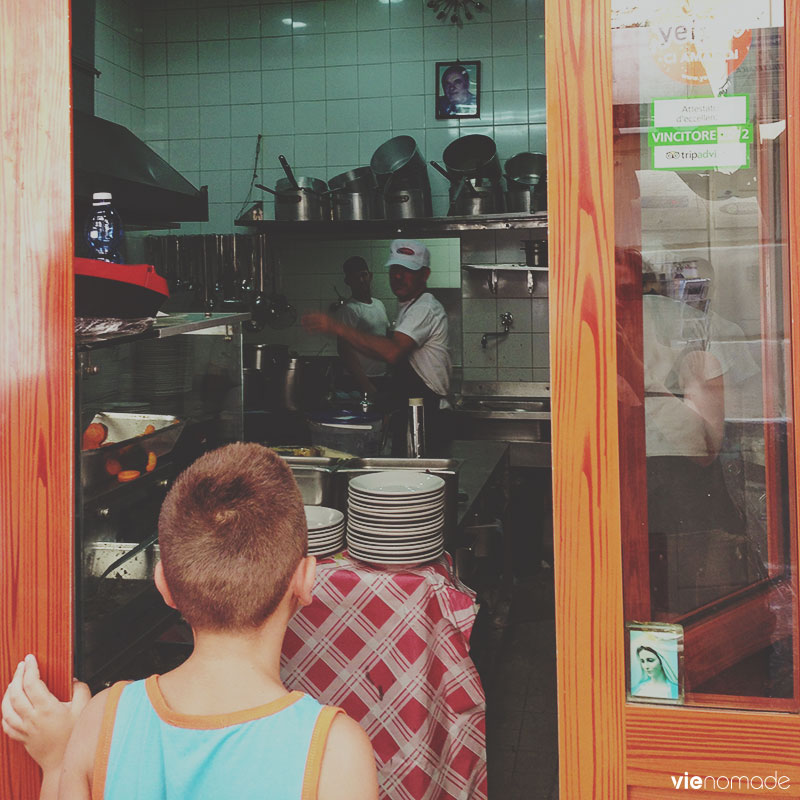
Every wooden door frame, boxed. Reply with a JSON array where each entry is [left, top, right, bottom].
[[0, 0, 74, 795], [548, 0, 800, 795]]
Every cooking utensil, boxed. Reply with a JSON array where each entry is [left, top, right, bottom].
[[443, 134, 503, 184], [279, 154, 300, 190], [245, 234, 268, 332], [265, 253, 297, 329], [504, 152, 547, 187], [92, 531, 160, 584], [370, 136, 433, 217]]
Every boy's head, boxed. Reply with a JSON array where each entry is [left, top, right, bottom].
[[157, 443, 307, 631]]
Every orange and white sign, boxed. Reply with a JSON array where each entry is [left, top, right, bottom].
[[648, 16, 751, 88]]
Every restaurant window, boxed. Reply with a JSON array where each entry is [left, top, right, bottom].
[[612, 0, 797, 708]]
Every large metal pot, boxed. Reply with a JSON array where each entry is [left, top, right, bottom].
[[504, 152, 547, 187], [274, 176, 330, 222], [370, 136, 432, 217], [383, 188, 428, 219], [449, 178, 498, 216], [328, 167, 382, 221], [443, 134, 503, 185]]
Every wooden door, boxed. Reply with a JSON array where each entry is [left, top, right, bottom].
[[0, 0, 74, 795], [548, 0, 800, 795]]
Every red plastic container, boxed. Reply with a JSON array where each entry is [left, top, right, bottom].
[[74, 258, 169, 318]]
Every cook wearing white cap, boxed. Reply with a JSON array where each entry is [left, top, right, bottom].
[[302, 239, 451, 453]]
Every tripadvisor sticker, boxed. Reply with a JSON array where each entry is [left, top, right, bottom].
[[648, 14, 751, 89]]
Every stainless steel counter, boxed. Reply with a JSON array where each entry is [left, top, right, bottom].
[[442, 440, 510, 530]]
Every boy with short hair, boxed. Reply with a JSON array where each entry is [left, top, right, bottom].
[[2, 443, 378, 800]]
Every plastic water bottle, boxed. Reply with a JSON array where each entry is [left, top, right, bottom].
[[84, 192, 123, 262]]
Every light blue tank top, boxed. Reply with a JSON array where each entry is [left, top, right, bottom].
[[96, 676, 341, 800]]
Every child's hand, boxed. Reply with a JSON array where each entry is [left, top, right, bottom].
[[1, 654, 91, 772]]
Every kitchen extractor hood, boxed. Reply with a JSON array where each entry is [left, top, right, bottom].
[[73, 111, 208, 226]]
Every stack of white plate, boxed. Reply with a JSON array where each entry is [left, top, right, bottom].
[[304, 506, 345, 557], [346, 471, 446, 567]]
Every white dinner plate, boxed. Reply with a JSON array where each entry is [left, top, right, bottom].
[[346, 515, 442, 531], [347, 545, 444, 567], [348, 471, 445, 496], [348, 486, 444, 504], [347, 496, 444, 515], [346, 533, 443, 553], [347, 516, 443, 534], [309, 532, 345, 546], [305, 505, 344, 530]]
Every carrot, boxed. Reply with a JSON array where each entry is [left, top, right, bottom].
[[105, 458, 122, 476], [117, 470, 141, 482], [82, 422, 108, 450], [145, 452, 157, 472], [143, 424, 156, 435]]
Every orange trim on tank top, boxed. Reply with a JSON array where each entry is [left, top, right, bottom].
[[144, 674, 306, 729], [301, 706, 344, 800], [91, 681, 131, 800]]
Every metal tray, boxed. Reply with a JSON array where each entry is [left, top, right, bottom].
[[81, 413, 185, 491], [84, 541, 160, 580]]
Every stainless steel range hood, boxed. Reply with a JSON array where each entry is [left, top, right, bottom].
[[73, 111, 208, 226]]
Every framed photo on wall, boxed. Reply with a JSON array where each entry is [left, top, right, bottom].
[[435, 61, 481, 119], [626, 622, 684, 704]]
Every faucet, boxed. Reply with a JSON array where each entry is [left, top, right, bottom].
[[481, 311, 514, 348]]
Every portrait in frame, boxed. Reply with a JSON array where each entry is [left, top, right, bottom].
[[435, 61, 481, 119], [626, 622, 685, 704]]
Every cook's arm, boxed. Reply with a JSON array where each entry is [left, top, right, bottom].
[[304, 312, 416, 365], [337, 337, 376, 395]]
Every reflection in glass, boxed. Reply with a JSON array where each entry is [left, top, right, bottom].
[[613, 1, 796, 704]]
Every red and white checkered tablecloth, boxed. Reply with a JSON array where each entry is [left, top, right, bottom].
[[280, 552, 488, 800]]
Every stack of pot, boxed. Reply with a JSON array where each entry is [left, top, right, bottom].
[[327, 167, 383, 221], [505, 152, 547, 212], [436, 134, 506, 216], [370, 135, 433, 219]]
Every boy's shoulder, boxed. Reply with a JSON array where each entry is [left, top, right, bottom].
[[318, 712, 379, 800]]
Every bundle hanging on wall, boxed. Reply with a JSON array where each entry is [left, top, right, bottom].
[[426, 0, 486, 26]]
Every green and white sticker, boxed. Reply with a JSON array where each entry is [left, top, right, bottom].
[[649, 95, 752, 171]]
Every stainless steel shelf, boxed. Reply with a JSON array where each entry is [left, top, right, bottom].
[[463, 263, 549, 272], [235, 212, 548, 238]]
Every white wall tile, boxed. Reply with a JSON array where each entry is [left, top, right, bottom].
[[229, 6, 261, 39], [326, 99, 359, 132], [325, 0, 357, 33], [491, 21, 527, 56], [169, 105, 200, 138], [231, 104, 262, 137], [358, 30, 390, 64], [390, 28, 424, 63], [198, 72, 231, 105], [261, 36, 293, 69], [390, 0, 423, 29], [357, 0, 390, 31], [261, 3, 294, 37], [168, 74, 200, 106], [263, 101, 296, 135], [166, 8, 197, 42], [199, 40, 229, 72], [230, 38, 261, 71], [143, 42, 167, 75], [358, 63, 391, 97], [200, 105, 232, 138], [458, 22, 492, 58], [293, 34, 326, 68], [262, 69, 294, 102], [326, 32, 358, 66], [326, 65, 359, 99], [198, 7, 228, 41], [423, 25, 457, 60], [390, 60, 424, 95]]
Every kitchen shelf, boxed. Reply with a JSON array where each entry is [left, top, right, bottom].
[[235, 212, 548, 239], [463, 263, 549, 272], [77, 312, 251, 351]]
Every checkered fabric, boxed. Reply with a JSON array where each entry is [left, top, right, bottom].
[[281, 552, 488, 800]]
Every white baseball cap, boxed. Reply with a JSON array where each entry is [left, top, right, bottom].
[[384, 239, 430, 272]]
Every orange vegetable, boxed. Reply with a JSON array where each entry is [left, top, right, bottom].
[[105, 458, 122, 476], [82, 422, 108, 450], [143, 424, 156, 435], [145, 452, 157, 472], [117, 470, 141, 482]]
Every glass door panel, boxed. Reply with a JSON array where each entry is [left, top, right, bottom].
[[612, 0, 798, 707]]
